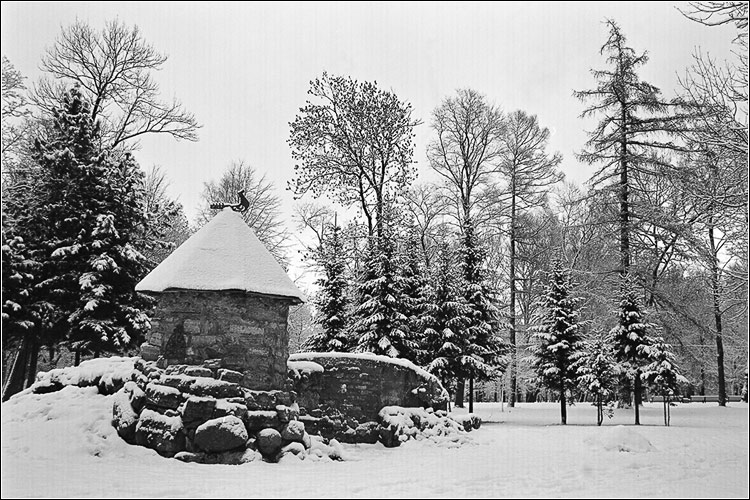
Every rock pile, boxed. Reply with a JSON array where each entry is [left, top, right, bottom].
[[112, 359, 339, 463]]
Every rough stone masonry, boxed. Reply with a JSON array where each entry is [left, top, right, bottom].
[[144, 291, 290, 390]]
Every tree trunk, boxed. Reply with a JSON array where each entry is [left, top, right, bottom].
[[455, 378, 465, 408], [619, 109, 631, 277], [2, 338, 30, 401], [707, 222, 727, 407], [634, 368, 641, 425], [509, 183, 517, 408], [597, 394, 603, 426], [74, 349, 81, 367], [24, 337, 40, 389], [560, 382, 567, 425], [469, 375, 474, 414]]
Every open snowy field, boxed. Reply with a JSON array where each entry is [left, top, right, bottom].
[[2, 388, 747, 498]]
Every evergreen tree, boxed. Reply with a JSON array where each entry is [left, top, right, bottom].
[[641, 338, 685, 426], [304, 223, 350, 352], [459, 217, 505, 412], [3, 86, 151, 393], [577, 332, 621, 426], [611, 274, 655, 425], [398, 228, 427, 338], [419, 242, 472, 399], [529, 260, 585, 425], [351, 234, 417, 361]]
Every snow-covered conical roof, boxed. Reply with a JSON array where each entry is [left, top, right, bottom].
[[136, 209, 304, 303]]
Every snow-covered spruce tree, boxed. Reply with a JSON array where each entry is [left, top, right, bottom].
[[611, 274, 655, 425], [459, 217, 505, 412], [528, 260, 584, 425], [351, 232, 417, 361], [577, 332, 621, 426], [419, 242, 472, 404], [1, 231, 45, 397], [303, 222, 350, 352], [640, 338, 685, 426], [398, 228, 427, 338], [24, 87, 151, 359]]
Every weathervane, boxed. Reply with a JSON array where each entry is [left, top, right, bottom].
[[210, 189, 250, 213]]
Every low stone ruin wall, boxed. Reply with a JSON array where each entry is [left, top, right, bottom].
[[287, 352, 450, 441]]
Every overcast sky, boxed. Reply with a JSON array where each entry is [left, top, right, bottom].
[[1, 1, 739, 282]]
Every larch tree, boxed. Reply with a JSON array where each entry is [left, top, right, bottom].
[[288, 72, 419, 238], [499, 109, 563, 407], [529, 260, 584, 425], [574, 19, 687, 280]]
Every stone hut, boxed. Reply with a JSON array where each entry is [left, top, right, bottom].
[[135, 209, 304, 390]]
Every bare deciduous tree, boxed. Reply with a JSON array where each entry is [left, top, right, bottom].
[[197, 160, 290, 266], [427, 89, 505, 223], [288, 72, 419, 238], [1, 56, 33, 181], [32, 20, 199, 151]]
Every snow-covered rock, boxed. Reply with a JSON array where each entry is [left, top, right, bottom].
[[256, 428, 282, 456], [194, 416, 248, 453], [134, 408, 185, 455]]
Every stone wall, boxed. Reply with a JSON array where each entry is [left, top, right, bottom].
[[143, 291, 290, 390], [288, 353, 448, 422]]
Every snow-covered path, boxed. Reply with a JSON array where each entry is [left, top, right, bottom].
[[2, 389, 747, 498]]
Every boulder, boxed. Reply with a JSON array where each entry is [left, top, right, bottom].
[[194, 416, 248, 453], [139, 342, 160, 362], [188, 377, 243, 399], [280, 441, 305, 457], [211, 448, 261, 465], [280, 420, 306, 442], [160, 375, 196, 392], [245, 410, 280, 431], [145, 382, 183, 410], [213, 399, 248, 420], [174, 451, 205, 463], [275, 404, 299, 423], [184, 366, 214, 378], [217, 369, 244, 384], [123, 381, 146, 412], [354, 422, 380, 444], [135, 409, 185, 455], [112, 390, 139, 443], [180, 396, 217, 427], [244, 391, 277, 411], [379, 423, 401, 448], [256, 428, 282, 456], [33, 380, 64, 394], [98, 373, 126, 395]]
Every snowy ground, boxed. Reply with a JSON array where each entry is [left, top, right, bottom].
[[2, 387, 747, 498]]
